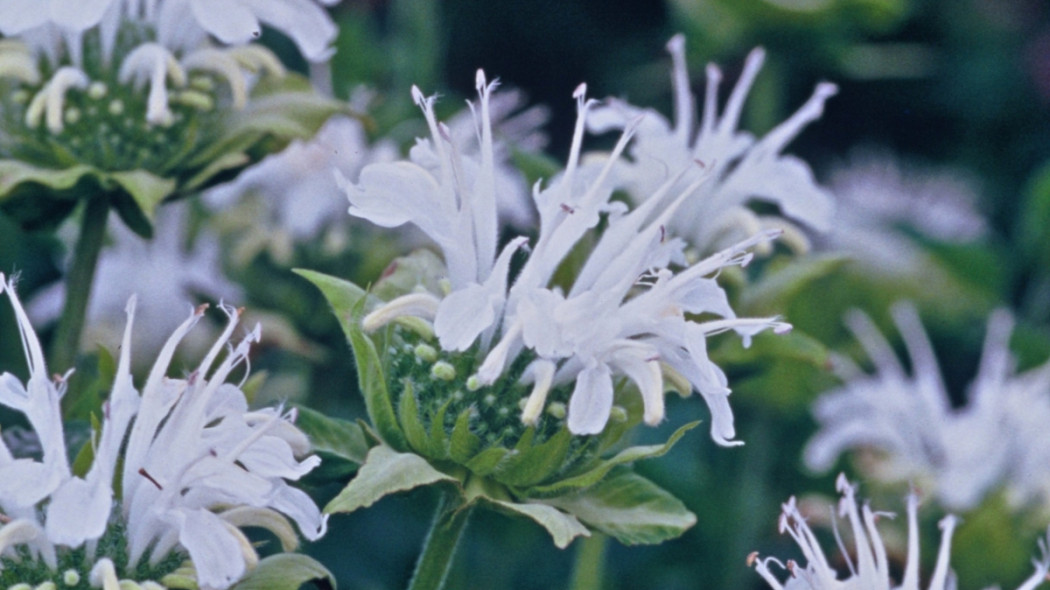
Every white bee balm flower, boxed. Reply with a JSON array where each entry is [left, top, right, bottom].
[[0, 274, 326, 589]]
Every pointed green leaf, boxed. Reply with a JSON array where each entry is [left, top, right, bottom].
[[294, 269, 407, 451], [479, 498, 589, 549], [231, 553, 335, 590], [324, 445, 456, 514], [496, 428, 573, 488], [529, 421, 699, 496], [464, 447, 510, 476], [543, 469, 696, 546], [292, 405, 370, 465], [428, 399, 451, 460], [110, 169, 176, 233], [449, 409, 480, 463], [738, 254, 849, 315], [398, 381, 430, 455]]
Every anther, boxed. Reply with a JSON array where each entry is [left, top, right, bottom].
[[138, 468, 163, 490]]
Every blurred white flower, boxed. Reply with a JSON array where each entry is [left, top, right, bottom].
[[752, 474, 1050, 590], [30, 205, 240, 362], [586, 34, 836, 254], [0, 275, 325, 589], [204, 114, 399, 263], [804, 303, 1050, 512], [821, 150, 987, 276], [346, 70, 789, 441]]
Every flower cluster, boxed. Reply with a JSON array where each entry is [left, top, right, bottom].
[[752, 474, 1050, 590], [0, 0, 342, 232], [0, 274, 325, 589], [344, 68, 793, 444], [587, 34, 837, 255], [805, 303, 1050, 512]]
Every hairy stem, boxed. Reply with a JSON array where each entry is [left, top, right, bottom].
[[50, 195, 109, 371], [407, 490, 472, 590]]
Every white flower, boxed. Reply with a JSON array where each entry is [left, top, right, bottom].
[[820, 150, 987, 276], [752, 474, 1050, 590], [345, 70, 790, 441], [804, 303, 1050, 512], [0, 274, 326, 589], [586, 35, 837, 254], [204, 114, 399, 262], [30, 205, 240, 363]]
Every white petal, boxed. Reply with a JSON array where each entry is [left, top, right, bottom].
[[45, 476, 112, 545], [567, 364, 613, 435], [173, 509, 248, 588], [244, 0, 337, 61], [189, 0, 261, 45], [50, 0, 114, 30]]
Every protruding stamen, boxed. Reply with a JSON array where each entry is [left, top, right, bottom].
[[138, 468, 163, 490]]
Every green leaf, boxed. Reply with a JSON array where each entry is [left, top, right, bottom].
[[448, 409, 480, 463], [109, 169, 177, 237], [324, 445, 456, 514], [543, 469, 696, 546], [1018, 161, 1050, 266], [0, 161, 173, 232], [428, 399, 451, 460], [464, 446, 510, 476], [495, 428, 572, 488], [479, 498, 589, 549], [738, 253, 848, 315], [398, 380, 430, 455], [231, 553, 336, 590], [529, 421, 699, 497], [293, 405, 370, 466], [294, 269, 407, 451]]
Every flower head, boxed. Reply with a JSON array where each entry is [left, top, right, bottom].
[[805, 303, 1050, 512], [0, 0, 343, 234], [752, 474, 1050, 590], [0, 274, 326, 589], [344, 69, 790, 445], [586, 35, 837, 254]]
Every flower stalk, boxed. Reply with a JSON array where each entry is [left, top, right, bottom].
[[50, 192, 110, 371], [407, 489, 473, 590]]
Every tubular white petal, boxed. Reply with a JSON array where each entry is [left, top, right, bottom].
[[89, 557, 120, 590], [520, 359, 556, 426], [182, 48, 248, 109], [362, 293, 441, 332], [118, 43, 187, 126], [566, 364, 614, 435]]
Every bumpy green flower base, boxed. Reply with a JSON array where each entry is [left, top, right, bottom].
[[0, 521, 185, 590], [1, 28, 218, 174], [384, 325, 631, 490]]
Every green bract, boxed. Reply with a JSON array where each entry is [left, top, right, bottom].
[[297, 266, 699, 549]]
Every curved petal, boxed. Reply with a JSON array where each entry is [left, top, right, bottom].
[[567, 364, 613, 435]]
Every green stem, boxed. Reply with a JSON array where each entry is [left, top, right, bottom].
[[568, 532, 607, 590], [50, 195, 109, 371], [407, 490, 472, 590]]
